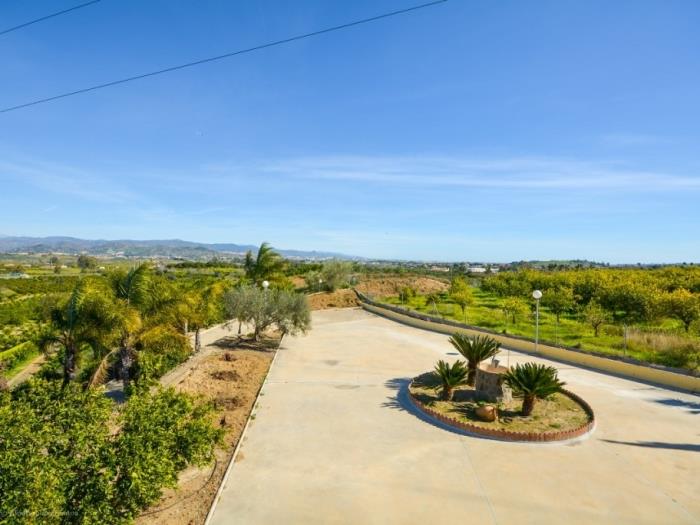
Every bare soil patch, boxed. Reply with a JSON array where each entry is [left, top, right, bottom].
[[135, 335, 277, 525], [308, 288, 359, 310], [306, 276, 449, 311], [409, 372, 589, 434], [356, 276, 449, 297]]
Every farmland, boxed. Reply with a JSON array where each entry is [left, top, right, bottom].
[[378, 266, 700, 373]]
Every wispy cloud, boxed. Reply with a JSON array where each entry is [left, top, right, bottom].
[[228, 155, 700, 191], [0, 158, 137, 203]]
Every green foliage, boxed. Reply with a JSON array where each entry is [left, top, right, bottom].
[[244, 242, 286, 285], [320, 260, 353, 292], [0, 380, 222, 524], [39, 280, 119, 385], [433, 359, 469, 400], [504, 363, 565, 416], [448, 334, 500, 385], [223, 285, 311, 340], [76, 255, 98, 270], [581, 300, 610, 337], [304, 270, 323, 291], [113, 387, 223, 517], [133, 326, 191, 383], [501, 297, 529, 325], [0, 341, 38, 374], [450, 277, 475, 322], [661, 288, 700, 332], [398, 286, 416, 303], [541, 286, 575, 322], [0, 379, 116, 524]]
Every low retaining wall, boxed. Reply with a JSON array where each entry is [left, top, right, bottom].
[[408, 381, 595, 442], [356, 292, 700, 394]]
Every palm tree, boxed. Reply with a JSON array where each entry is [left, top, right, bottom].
[[244, 242, 285, 284], [107, 264, 152, 387], [433, 359, 469, 401], [448, 334, 500, 386], [37, 280, 117, 387], [503, 362, 565, 416]]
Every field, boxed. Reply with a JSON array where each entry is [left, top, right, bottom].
[[378, 269, 700, 373]]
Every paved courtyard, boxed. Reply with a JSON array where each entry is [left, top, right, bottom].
[[209, 308, 700, 525]]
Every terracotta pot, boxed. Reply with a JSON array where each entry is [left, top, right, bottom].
[[475, 405, 497, 422]]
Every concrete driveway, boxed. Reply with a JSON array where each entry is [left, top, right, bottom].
[[208, 308, 700, 525]]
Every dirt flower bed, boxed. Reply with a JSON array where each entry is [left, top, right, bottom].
[[409, 372, 591, 435], [135, 334, 278, 525]]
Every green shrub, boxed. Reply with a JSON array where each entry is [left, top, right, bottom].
[[0, 379, 222, 523], [0, 341, 38, 373], [134, 326, 191, 383]]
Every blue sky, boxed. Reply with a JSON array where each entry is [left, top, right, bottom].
[[1, 0, 699, 262]]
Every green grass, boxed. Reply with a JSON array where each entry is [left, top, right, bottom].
[[383, 289, 700, 371]]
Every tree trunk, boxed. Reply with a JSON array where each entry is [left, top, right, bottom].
[[522, 395, 536, 416], [119, 336, 132, 388], [594, 324, 600, 337], [63, 344, 77, 387], [195, 328, 201, 352], [441, 386, 454, 401], [467, 362, 477, 386]]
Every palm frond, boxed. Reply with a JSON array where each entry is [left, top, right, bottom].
[[87, 348, 117, 388]]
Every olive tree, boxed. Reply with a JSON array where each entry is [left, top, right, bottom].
[[224, 286, 311, 341], [320, 260, 353, 292]]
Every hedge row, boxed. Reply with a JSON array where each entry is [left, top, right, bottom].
[[0, 341, 38, 373]]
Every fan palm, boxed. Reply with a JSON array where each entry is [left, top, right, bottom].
[[433, 359, 469, 401], [503, 362, 565, 416], [448, 334, 500, 386]]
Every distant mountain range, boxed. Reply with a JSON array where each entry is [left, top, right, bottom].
[[0, 236, 361, 261]]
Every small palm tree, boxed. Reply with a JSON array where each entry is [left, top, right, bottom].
[[448, 334, 500, 386], [433, 359, 469, 401], [244, 242, 286, 284], [504, 363, 565, 416], [37, 280, 117, 387]]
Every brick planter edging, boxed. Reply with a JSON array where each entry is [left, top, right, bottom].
[[408, 380, 595, 443]]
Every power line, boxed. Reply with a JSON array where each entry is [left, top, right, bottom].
[[0, 0, 102, 37], [0, 0, 448, 114]]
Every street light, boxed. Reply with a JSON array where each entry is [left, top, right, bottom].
[[532, 290, 542, 353]]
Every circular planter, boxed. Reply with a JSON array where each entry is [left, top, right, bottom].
[[408, 378, 595, 443]]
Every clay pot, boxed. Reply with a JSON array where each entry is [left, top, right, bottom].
[[475, 405, 497, 422]]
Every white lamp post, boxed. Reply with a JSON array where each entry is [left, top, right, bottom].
[[532, 290, 542, 353], [318, 278, 323, 292], [262, 280, 269, 290]]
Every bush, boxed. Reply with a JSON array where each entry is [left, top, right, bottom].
[[0, 380, 222, 523], [134, 326, 191, 383], [0, 341, 38, 373], [223, 285, 311, 340], [320, 260, 353, 292]]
